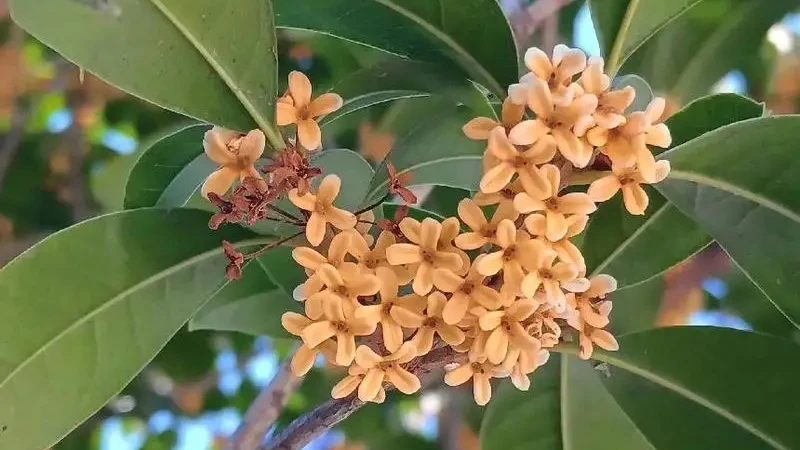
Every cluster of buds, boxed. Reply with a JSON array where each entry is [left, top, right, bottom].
[[204, 47, 673, 406]]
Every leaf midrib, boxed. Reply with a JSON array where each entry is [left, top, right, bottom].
[[0, 236, 270, 390], [147, 0, 283, 148]]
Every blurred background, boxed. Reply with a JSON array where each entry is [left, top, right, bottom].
[[1, 0, 799, 449]]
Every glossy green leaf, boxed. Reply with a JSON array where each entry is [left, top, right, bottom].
[[0, 209, 265, 450], [273, 0, 518, 95], [10, 0, 282, 147], [189, 258, 299, 337], [656, 115, 800, 332], [621, 0, 799, 102], [124, 124, 208, 209], [589, 0, 705, 74], [609, 276, 664, 334], [365, 102, 484, 203], [483, 327, 800, 450], [583, 94, 763, 288]]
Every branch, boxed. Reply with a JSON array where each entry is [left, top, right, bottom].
[[262, 346, 466, 450], [227, 350, 303, 450]]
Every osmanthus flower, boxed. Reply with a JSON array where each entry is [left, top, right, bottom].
[[347, 230, 411, 283], [520, 248, 587, 312], [355, 268, 426, 352], [454, 198, 519, 250], [331, 364, 386, 404], [438, 216, 471, 276], [579, 57, 636, 129], [479, 127, 555, 198], [474, 178, 524, 210], [514, 164, 596, 241], [476, 219, 546, 298], [352, 210, 376, 246], [351, 343, 422, 402], [410, 292, 466, 355], [281, 312, 338, 375], [504, 347, 550, 391], [289, 174, 357, 246], [433, 260, 504, 325], [571, 317, 619, 361], [292, 230, 350, 280], [587, 160, 671, 215], [305, 263, 380, 320], [444, 356, 507, 405], [509, 45, 587, 106], [201, 127, 266, 198], [524, 213, 588, 272], [386, 218, 464, 295], [476, 298, 541, 364], [463, 98, 526, 140], [276, 70, 343, 150], [510, 78, 598, 168], [588, 97, 672, 183], [300, 292, 378, 366], [525, 305, 563, 348], [565, 274, 617, 330]]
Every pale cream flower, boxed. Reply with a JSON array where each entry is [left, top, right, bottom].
[[386, 218, 464, 295], [475, 219, 546, 298], [289, 175, 357, 246], [454, 198, 519, 250], [525, 305, 563, 348], [201, 127, 266, 198], [305, 263, 380, 320], [410, 292, 466, 355], [439, 216, 472, 276], [347, 230, 411, 283], [579, 57, 636, 129], [514, 164, 596, 241], [565, 274, 617, 330], [351, 343, 421, 402], [281, 312, 337, 375], [444, 357, 506, 405], [474, 179, 524, 210], [510, 79, 597, 168], [331, 364, 386, 404], [433, 261, 503, 325], [355, 268, 426, 352], [504, 348, 550, 391], [576, 324, 619, 360], [463, 98, 526, 140], [509, 45, 587, 106], [477, 298, 541, 364], [587, 160, 670, 215], [276, 71, 343, 150], [300, 293, 378, 366], [292, 231, 351, 296], [524, 213, 588, 272], [479, 127, 555, 197], [520, 249, 586, 311]]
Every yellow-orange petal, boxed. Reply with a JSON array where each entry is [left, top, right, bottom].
[[386, 243, 421, 265], [358, 369, 385, 401], [476, 251, 504, 276], [298, 118, 322, 151], [412, 263, 435, 295], [591, 329, 619, 351], [355, 345, 382, 369], [411, 326, 435, 355], [288, 71, 313, 108], [386, 366, 421, 394], [463, 117, 500, 140], [621, 184, 648, 215], [587, 175, 621, 202], [558, 192, 597, 215], [327, 207, 357, 231], [201, 166, 238, 198], [276, 101, 298, 126], [291, 345, 318, 376], [301, 320, 336, 348], [281, 312, 311, 336], [305, 213, 327, 246], [331, 375, 362, 399], [473, 373, 492, 406], [444, 363, 474, 386], [308, 92, 343, 117]]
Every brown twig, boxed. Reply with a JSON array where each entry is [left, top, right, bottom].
[[262, 347, 466, 450], [226, 349, 303, 450]]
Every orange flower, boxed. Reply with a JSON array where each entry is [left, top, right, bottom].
[[355, 268, 426, 352], [579, 57, 635, 129], [281, 312, 337, 375], [520, 249, 586, 310], [350, 343, 421, 402], [514, 164, 596, 241], [201, 127, 266, 198], [410, 292, 466, 355], [475, 219, 547, 298], [289, 174, 357, 246], [444, 357, 506, 406], [433, 261, 503, 324], [587, 160, 670, 215], [510, 45, 587, 106], [455, 198, 519, 250], [463, 98, 526, 140], [476, 298, 541, 364], [504, 348, 550, 391], [305, 264, 380, 320], [292, 231, 352, 296], [347, 230, 410, 282], [386, 218, 464, 295], [474, 179, 524, 210], [510, 78, 597, 168], [300, 293, 378, 366], [565, 274, 617, 330], [331, 364, 386, 404], [479, 127, 555, 197], [276, 71, 343, 150], [524, 213, 588, 272]]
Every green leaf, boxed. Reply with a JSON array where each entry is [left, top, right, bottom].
[[420, 186, 471, 219], [612, 74, 653, 113], [583, 94, 763, 288], [124, 124, 209, 210], [656, 115, 800, 332], [10, 0, 283, 147], [365, 102, 484, 202], [589, 0, 705, 74], [257, 246, 307, 302], [319, 60, 494, 128], [189, 258, 300, 337], [272, 0, 518, 96], [483, 327, 800, 450], [0, 209, 265, 450], [610, 276, 664, 335]]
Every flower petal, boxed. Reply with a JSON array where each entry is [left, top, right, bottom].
[[305, 213, 327, 246], [480, 163, 515, 194], [291, 345, 318, 376], [495, 219, 517, 248], [476, 251, 504, 276], [558, 192, 597, 215], [355, 345, 382, 368], [412, 263, 435, 295], [621, 184, 648, 215], [587, 175, 621, 202], [298, 119, 322, 150], [485, 328, 509, 364], [358, 369, 386, 402], [336, 334, 357, 365], [331, 375, 362, 399], [386, 243, 421, 265], [386, 366, 421, 394], [411, 326, 435, 355], [526, 78, 555, 118], [444, 363, 474, 386], [301, 320, 336, 348], [382, 320, 405, 352], [308, 93, 343, 117], [201, 167, 238, 198], [288, 71, 313, 108], [473, 373, 492, 406], [281, 312, 311, 336], [509, 120, 547, 146], [457, 198, 487, 231], [463, 117, 500, 140], [442, 292, 470, 325], [276, 101, 298, 126], [292, 247, 327, 270]]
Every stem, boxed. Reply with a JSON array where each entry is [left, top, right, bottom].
[[606, 0, 641, 76], [354, 193, 391, 216], [226, 349, 303, 450], [244, 231, 304, 259], [265, 205, 304, 224]]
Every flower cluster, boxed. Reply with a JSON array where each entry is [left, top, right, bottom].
[[204, 49, 672, 406]]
